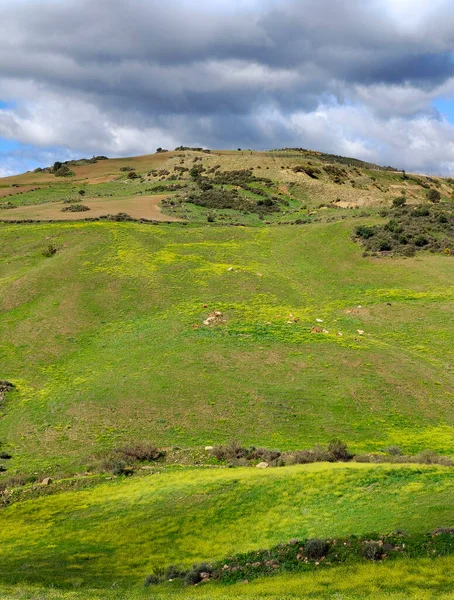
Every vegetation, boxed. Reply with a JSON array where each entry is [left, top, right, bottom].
[[1, 148, 454, 598], [0, 463, 454, 590], [354, 204, 454, 256]]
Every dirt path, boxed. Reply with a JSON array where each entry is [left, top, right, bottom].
[[0, 195, 182, 222]]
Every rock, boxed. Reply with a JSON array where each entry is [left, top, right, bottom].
[[200, 572, 211, 580], [204, 446, 214, 451], [256, 462, 269, 469], [228, 267, 234, 271], [41, 477, 52, 486], [357, 329, 364, 335], [316, 318, 323, 323], [214, 311, 222, 317]]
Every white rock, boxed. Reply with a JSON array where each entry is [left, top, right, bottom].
[[256, 462, 269, 469], [316, 318, 323, 323], [357, 330, 364, 335], [204, 446, 214, 451]]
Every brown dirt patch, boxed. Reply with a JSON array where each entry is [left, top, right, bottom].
[[0, 186, 41, 198], [0, 195, 182, 222]]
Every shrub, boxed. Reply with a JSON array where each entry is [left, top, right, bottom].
[[355, 225, 375, 239], [0, 451, 12, 460], [327, 439, 352, 461], [184, 563, 213, 586], [115, 442, 165, 463], [127, 171, 139, 179], [42, 243, 58, 257], [305, 538, 329, 560], [120, 166, 134, 172], [143, 574, 161, 586], [392, 196, 406, 207], [362, 541, 383, 561], [165, 565, 187, 580], [54, 165, 75, 177], [61, 204, 90, 212], [78, 189, 86, 196], [427, 189, 441, 203], [99, 457, 132, 476]]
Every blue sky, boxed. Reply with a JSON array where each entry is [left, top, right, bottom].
[[434, 99, 454, 124], [1, 0, 454, 175]]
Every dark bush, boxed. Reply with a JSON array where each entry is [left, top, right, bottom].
[[305, 539, 329, 560], [184, 563, 213, 586], [54, 165, 75, 177], [0, 452, 12, 460], [165, 565, 187, 580], [78, 189, 86, 196], [100, 458, 132, 476], [120, 166, 134, 172], [392, 196, 406, 207], [427, 189, 441, 203], [414, 207, 430, 217], [115, 442, 165, 463], [143, 574, 161, 586], [362, 541, 383, 561], [327, 439, 352, 461], [355, 225, 375, 239], [127, 171, 139, 179]]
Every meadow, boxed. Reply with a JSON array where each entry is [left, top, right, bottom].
[[1, 150, 454, 598], [0, 463, 453, 594]]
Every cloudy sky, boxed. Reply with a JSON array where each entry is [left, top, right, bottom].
[[0, 0, 454, 176]]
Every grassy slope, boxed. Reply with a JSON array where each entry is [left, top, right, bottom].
[[1, 220, 454, 474], [1, 152, 454, 599], [0, 463, 453, 590]]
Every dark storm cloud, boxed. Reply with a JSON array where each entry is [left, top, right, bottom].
[[0, 0, 453, 173]]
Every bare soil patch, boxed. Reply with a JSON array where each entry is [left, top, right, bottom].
[[0, 186, 41, 198], [0, 195, 182, 222]]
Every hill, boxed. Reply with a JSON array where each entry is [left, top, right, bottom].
[[0, 148, 453, 598]]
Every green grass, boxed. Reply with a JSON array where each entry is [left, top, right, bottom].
[[0, 463, 453, 591], [1, 220, 454, 474], [2, 558, 454, 599]]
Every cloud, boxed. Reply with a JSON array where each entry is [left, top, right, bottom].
[[0, 0, 453, 174]]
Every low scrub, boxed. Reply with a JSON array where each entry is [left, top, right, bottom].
[[186, 188, 280, 215], [210, 440, 453, 468], [354, 204, 454, 256], [145, 530, 454, 587], [61, 204, 90, 212], [97, 442, 165, 475]]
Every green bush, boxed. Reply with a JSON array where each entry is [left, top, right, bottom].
[[305, 538, 329, 560], [184, 563, 213, 586], [392, 196, 406, 207], [327, 439, 352, 461], [61, 204, 90, 213], [427, 189, 441, 203], [54, 165, 75, 177]]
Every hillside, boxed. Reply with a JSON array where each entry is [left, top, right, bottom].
[[0, 149, 453, 598]]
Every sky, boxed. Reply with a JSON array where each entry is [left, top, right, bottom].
[[0, 0, 454, 176]]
